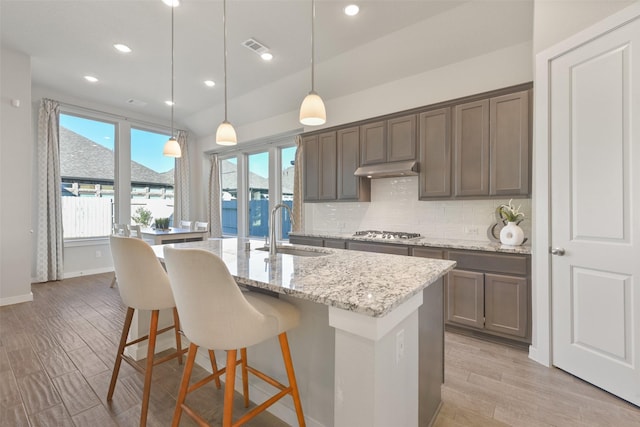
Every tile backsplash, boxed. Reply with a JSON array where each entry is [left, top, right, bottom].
[[304, 176, 531, 242]]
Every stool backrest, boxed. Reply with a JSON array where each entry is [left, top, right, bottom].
[[113, 223, 129, 237], [127, 224, 143, 239], [109, 235, 175, 310], [179, 220, 192, 230], [164, 247, 267, 350], [194, 221, 208, 232]]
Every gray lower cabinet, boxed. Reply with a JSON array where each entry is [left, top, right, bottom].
[[411, 247, 444, 259], [323, 238, 347, 249], [446, 250, 530, 342], [289, 236, 324, 247]]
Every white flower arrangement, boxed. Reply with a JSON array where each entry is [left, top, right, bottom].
[[498, 199, 525, 223]]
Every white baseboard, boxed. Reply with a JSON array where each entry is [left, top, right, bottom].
[[63, 267, 114, 279], [194, 350, 323, 427], [0, 291, 34, 307]]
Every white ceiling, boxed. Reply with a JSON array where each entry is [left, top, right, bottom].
[[1, 0, 533, 138]]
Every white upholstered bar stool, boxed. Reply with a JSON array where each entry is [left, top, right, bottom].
[[164, 246, 306, 427], [108, 235, 200, 427]]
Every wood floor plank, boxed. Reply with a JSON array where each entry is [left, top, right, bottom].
[[38, 346, 78, 378], [16, 371, 61, 415], [8, 347, 43, 378], [72, 403, 118, 427], [51, 371, 101, 416], [67, 345, 109, 378], [29, 403, 74, 427], [0, 402, 30, 427], [0, 369, 22, 409]]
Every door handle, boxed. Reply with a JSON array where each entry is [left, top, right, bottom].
[[550, 247, 566, 256]]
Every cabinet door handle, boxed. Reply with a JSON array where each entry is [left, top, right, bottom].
[[550, 247, 565, 256]]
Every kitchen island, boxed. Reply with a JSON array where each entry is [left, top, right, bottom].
[[153, 238, 456, 427]]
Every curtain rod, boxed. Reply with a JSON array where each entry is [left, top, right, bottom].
[[48, 98, 185, 134]]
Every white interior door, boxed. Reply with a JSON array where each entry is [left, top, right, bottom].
[[550, 15, 640, 406]]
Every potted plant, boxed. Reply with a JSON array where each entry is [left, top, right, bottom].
[[496, 200, 525, 246], [154, 218, 170, 231]]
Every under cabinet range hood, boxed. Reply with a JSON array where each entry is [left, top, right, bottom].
[[354, 160, 419, 178]]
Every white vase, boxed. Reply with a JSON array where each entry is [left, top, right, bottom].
[[500, 222, 525, 246]]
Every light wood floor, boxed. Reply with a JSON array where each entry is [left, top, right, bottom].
[[1, 273, 639, 426]]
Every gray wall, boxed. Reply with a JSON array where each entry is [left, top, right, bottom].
[[1, 47, 33, 305]]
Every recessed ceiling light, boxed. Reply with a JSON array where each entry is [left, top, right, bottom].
[[204, 80, 216, 87], [165, 100, 175, 106], [84, 75, 98, 83], [113, 43, 132, 53], [162, 0, 180, 7], [344, 4, 359, 16], [261, 52, 273, 61]]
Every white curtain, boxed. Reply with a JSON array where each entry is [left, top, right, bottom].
[[35, 99, 64, 282], [208, 153, 223, 237], [174, 130, 190, 225], [292, 135, 304, 232]]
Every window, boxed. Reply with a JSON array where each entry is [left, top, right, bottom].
[[248, 151, 269, 238], [280, 146, 296, 239], [130, 128, 174, 228], [59, 113, 116, 239], [221, 156, 238, 235]]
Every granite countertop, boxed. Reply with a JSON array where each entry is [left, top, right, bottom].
[[153, 238, 456, 318], [289, 232, 532, 255]]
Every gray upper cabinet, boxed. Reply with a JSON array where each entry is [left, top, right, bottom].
[[303, 134, 320, 201], [360, 121, 387, 165], [453, 89, 531, 198], [490, 90, 530, 196], [454, 99, 490, 197], [419, 108, 451, 199], [303, 132, 336, 201], [387, 114, 417, 162], [337, 127, 370, 201], [318, 131, 337, 200]]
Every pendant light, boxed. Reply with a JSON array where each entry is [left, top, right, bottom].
[[299, 0, 326, 126], [216, 0, 237, 145], [163, 3, 182, 157]]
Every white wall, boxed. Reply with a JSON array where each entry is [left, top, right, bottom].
[[533, 0, 635, 53], [1, 47, 34, 305]]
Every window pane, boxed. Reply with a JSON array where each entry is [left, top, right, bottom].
[[281, 146, 296, 239], [248, 152, 269, 238], [221, 157, 238, 236], [59, 114, 115, 239], [130, 128, 174, 228]]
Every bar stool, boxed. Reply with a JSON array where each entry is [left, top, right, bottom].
[[163, 246, 305, 427], [108, 236, 203, 427]]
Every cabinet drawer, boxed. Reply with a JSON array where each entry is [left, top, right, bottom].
[[448, 250, 528, 275], [411, 247, 444, 259], [289, 236, 324, 247], [324, 238, 346, 249], [347, 241, 409, 256]]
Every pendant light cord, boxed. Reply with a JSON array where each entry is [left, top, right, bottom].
[[170, 5, 175, 137], [310, 0, 315, 93], [223, 0, 228, 122]]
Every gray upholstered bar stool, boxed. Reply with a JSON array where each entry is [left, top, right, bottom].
[[108, 235, 199, 427], [164, 246, 305, 427]]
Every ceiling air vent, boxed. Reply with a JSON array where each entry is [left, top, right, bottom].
[[242, 38, 269, 55], [126, 98, 147, 107]]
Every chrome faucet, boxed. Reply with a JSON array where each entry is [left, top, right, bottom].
[[269, 203, 295, 256]]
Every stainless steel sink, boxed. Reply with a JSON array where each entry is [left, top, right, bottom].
[[255, 246, 330, 257]]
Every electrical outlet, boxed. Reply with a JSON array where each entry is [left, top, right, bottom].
[[396, 329, 405, 364], [465, 226, 479, 235], [95, 250, 102, 258]]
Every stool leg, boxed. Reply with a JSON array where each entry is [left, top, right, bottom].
[[208, 350, 221, 389], [279, 333, 305, 427], [223, 349, 237, 427], [172, 307, 183, 365], [172, 343, 198, 427], [107, 306, 134, 401], [140, 309, 160, 427], [240, 347, 249, 408]]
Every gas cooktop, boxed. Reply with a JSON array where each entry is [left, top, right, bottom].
[[353, 230, 422, 240]]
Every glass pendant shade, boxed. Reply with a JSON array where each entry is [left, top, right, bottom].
[[299, 91, 326, 126], [163, 137, 181, 157], [216, 121, 237, 146]]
